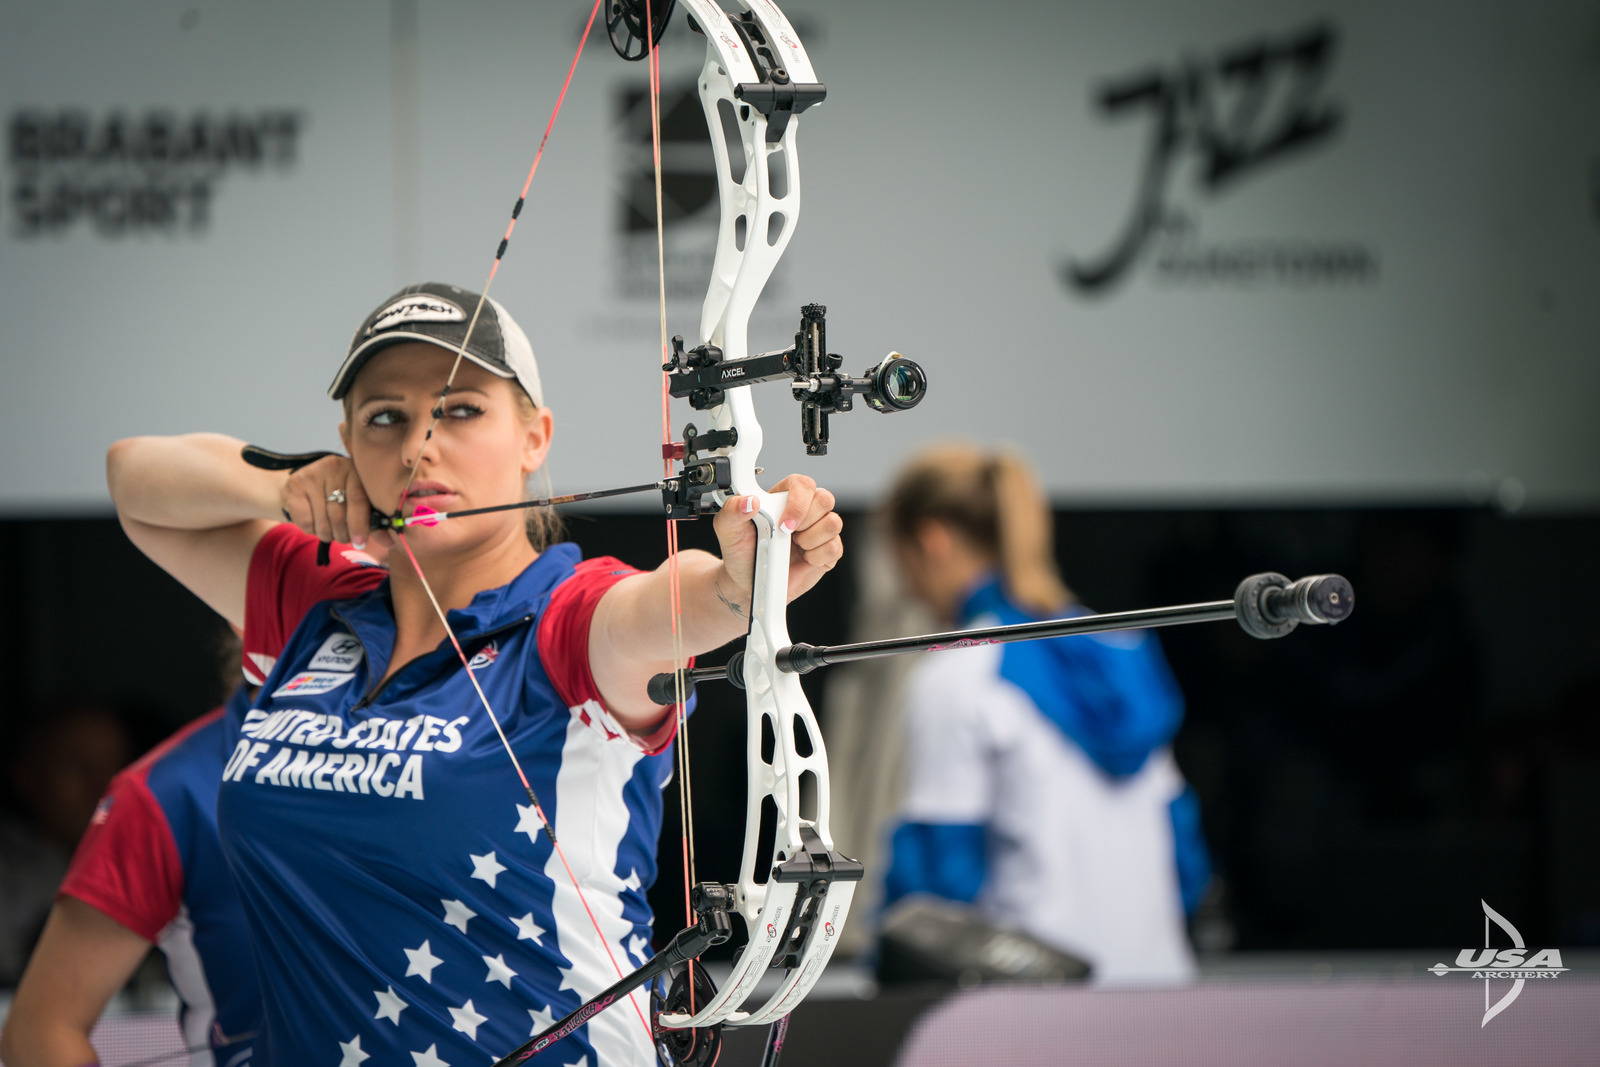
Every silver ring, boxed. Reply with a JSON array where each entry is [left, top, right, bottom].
[[326, 489, 347, 505]]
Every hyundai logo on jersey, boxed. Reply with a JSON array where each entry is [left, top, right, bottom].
[[308, 633, 364, 672]]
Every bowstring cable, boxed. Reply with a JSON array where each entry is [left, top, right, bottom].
[[662, 0, 695, 924], [645, 0, 702, 1019], [391, 0, 605, 516], [384, 0, 652, 1042]]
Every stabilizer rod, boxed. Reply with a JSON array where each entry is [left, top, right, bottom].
[[648, 572, 1353, 705], [492, 887, 733, 1064]]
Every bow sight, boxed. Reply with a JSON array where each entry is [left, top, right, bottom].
[[664, 304, 927, 457]]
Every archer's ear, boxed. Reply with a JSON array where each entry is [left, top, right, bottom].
[[522, 406, 554, 474], [337, 420, 351, 454]]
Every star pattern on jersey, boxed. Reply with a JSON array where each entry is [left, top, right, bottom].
[[410, 1044, 450, 1067], [404, 939, 444, 983], [628, 934, 650, 964], [448, 998, 488, 1040], [528, 1005, 557, 1036], [511, 912, 546, 945], [374, 985, 409, 1024], [441, 898, 478, 934], [483, 953, 518, 988], [470, 850, 507, 889], [622, 869, 642, 891], [338, 1034, 371, 1066], [577, 702, 622, 742], [515, 802, 546, 844]]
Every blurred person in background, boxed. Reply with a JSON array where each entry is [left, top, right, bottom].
[[1, 629, 289, 1067], [1, 701, 132, 987], [880, 444, 1210, 984]]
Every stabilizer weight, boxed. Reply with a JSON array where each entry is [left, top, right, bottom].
[[1234, 572, 1354, 639]]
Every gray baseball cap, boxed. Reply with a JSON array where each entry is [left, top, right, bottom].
[[328, 281, 542, 405]]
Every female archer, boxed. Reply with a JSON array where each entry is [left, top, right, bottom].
[[105, 281, 844, 1067]]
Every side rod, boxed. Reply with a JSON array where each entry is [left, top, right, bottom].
[[774, 599, 1236, 671], [647, 572, 1353, 705], [492, 904, 731, 1065]]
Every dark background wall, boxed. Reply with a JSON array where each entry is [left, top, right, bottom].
[[4, 505, 1594, 955]]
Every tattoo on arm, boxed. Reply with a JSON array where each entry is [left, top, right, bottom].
[[714, 571, 745, 617]]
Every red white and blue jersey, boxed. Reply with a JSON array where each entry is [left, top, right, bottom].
[[238, 536, 389, 688], [220, 525, 676, 1067], [60, 688, 264, 1067]]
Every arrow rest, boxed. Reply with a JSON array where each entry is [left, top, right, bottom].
[[662, 423, 737, 519]]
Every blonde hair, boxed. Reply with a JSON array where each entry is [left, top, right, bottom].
[[884, 443, 1070, 617], [342, 382, 563, 551], [511, 389, 564, 550]]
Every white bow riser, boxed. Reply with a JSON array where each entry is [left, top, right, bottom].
[[657, 0, 856, 1031]]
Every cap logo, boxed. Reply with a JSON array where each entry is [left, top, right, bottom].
[[367, 294, 466, 336]]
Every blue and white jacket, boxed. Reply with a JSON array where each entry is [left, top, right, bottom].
[[885, 576, 1210, 984]]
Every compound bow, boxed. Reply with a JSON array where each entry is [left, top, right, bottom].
[[294, 1, 912, 1062], [501, 2, 892, 1060], [242, 3, 1351, 1065]]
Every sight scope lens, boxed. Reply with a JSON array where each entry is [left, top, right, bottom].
[[866, 354, 926, 412]]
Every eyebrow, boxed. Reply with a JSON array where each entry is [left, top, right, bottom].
[[356, 386, 490, 405]]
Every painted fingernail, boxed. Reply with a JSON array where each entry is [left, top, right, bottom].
[[742, 496, 756, 514], [781, 518, 797, 533], [353, 536, 366, 549]]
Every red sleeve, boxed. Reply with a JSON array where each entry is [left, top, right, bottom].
[[58, 769, 183, 941], [242, 524, 387, 684], [538, 556, 680, 754]]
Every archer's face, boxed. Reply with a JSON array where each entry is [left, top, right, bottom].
[[339, 342, 552, 552]]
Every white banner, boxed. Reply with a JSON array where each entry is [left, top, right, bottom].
[[2, 0, 1596, 512]]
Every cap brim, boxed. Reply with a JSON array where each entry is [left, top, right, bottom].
[[328, 333, 515, 400]]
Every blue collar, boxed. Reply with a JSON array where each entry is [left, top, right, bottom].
[[433, 541, 581, 638], [329, 542, 582, 682], [958, 572, 1011, 625], [958, 572, 1083, 627]]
